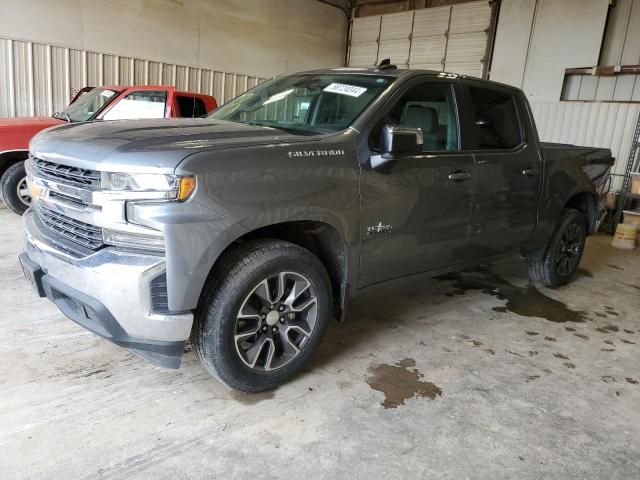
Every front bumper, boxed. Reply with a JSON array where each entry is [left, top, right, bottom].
[[22, 209, 193, 368]]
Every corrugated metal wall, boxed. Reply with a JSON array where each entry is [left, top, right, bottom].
[[347, 0, 492, 78], [0, 37, 268, 118], [530, 100, 640, 190], [561, 73, 640, 102]]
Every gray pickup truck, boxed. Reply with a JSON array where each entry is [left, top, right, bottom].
[[19, 65, 613, 392]]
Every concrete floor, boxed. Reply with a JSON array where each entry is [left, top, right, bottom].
[[1, 208, 639, 479]]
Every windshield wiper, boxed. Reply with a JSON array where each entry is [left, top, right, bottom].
[[52, 111, 71, 122], [243, 121, 318, 136]]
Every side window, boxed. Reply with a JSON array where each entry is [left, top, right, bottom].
[[468, 87, 522, 149], [176, 96, 207, 117], [371, 82, 459, 152], [102, 90, 167, 120]]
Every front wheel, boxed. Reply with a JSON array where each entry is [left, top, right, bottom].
[[1, 162, 30, 215], [192, 239, 332, 392], [527, 208, 587, 288]]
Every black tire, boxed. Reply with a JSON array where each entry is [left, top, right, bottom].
[[1, 162, 30, 215], [192, 239, 333, 392], [527, 208, 587, 288]]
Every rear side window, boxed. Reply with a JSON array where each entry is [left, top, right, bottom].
[[177, 96, 207, 117], [468, 86, 522, 149]]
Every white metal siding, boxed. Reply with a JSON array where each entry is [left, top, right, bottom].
[[561, 74, 640, 102], [0, 37, 268, 118], [530, 101, 640, 190], [348, 16, 382, 67], [348, 0, 491, 77]]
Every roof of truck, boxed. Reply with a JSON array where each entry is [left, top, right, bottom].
[[295, 67, 521, 92]]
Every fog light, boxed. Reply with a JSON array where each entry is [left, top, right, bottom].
[[103, 229, 165, 251]]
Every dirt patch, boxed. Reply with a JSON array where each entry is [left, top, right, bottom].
[[620, 339, 636, 345], [577, 268, 593, 278], [553, 353, 569, 360], [602, 375, 616, 383], [607, 264, 624, 270], [544, 336, 557, 342], [367, 358, 442, 409], [565, 327, 576, 332], [526, 375, 540, 382], [623, 329, 635, 334], [525, 331, 539, 336], [564, 362, 576, 369], [627, 378, 639, 385], [574, 333, 589, 340], [229, 390, 275, 405], [596, 325, 619, 333], [438, 268, 586, 323]]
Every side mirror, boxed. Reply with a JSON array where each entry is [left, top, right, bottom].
[[371, 125, 423, 170]]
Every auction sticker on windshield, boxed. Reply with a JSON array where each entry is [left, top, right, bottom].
[[323, 83, 367, 97]]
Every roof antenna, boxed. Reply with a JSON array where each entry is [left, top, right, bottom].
[[377, 58, 397, 70]]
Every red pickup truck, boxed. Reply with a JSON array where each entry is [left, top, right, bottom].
[[0, 85, 217, 214]]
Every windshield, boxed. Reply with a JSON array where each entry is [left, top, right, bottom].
[[209, 73, 394, 134], [63, 88, 119, 122]]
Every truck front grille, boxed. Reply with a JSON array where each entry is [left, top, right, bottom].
[[31, 157, 101, 187], [35, 203, 104, 250]]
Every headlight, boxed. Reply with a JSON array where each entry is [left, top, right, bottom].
[[100, 172, 195, 201]]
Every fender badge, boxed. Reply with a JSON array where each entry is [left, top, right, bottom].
[[366, 222, 392, 236]]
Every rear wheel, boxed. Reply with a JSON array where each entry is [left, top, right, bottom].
[[192, 239, 332, 392], [527, 208, 586, 288], [1, 162, 30, 215]]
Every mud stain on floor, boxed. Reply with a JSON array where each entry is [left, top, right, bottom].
[[438, 268, 586, 323], [525, 331, 539, 336], [607, 264, 624, 270], [367, 358, 442, 409], [577, 268, 593, 278], [229, 390, 276, 405], [574, 333, 590, 340], [620, 339, 636, 345], [627, 378, 639, 385], [596, 325, 619, 333], [553, 353, 570, 360]]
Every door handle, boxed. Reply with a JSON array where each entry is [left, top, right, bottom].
[[448, 171, 472, 181], [522, 168, 539, 176]]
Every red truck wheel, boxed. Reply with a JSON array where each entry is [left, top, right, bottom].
[[1, 162, 31, 215]]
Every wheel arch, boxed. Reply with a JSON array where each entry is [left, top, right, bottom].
[[564, 189, 598, 234], [0, 150, 29, 176], [202, 219, 350, 322]]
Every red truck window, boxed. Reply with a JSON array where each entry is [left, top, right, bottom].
[[177, 96, 207, 117], [103, 90, 167, 120]]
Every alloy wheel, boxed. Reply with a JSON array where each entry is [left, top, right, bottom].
[[556, 222, 582, 276], [234, 271, 318, 371], [16, 176, 31, 207]]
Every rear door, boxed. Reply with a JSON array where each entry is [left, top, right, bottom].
[[358, 77, 476, 287], [459, 81, 540, 257]]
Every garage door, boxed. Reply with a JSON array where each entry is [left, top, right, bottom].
[[348, 0, 494, 78]]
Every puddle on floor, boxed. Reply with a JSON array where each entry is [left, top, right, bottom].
[[438, 268, 586, 323], [367, 357, 442, 409]]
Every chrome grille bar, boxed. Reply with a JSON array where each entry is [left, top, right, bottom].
[[32, 156, 100, 187], [35, 203, 104, 250]]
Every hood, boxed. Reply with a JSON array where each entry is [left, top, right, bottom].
[[30, 118, 313, 173]]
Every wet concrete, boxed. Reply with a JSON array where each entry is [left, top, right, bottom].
[[1, 209, 640, 480], [366, 358, 442, 408], [438, 268, 587, 323]]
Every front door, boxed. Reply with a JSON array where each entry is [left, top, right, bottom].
[[358, 79, 476, 288]]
